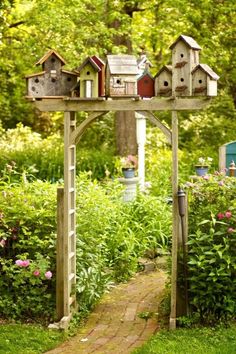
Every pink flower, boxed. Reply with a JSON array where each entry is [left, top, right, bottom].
[[225, 211, 232, 219], [228, 227, 235, 233], [33, 270, 40, 277], [15, 259, 30, 267], [15, 260, 23, 266], [21, 260, 30, 267], [45, 271, 52, 279], [203, 175, 210, 180], [217, 212, 225, 220], [218, 180, 224, 186], [0, 239, 6, 247]]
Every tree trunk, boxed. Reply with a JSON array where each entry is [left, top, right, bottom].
[[106, 1, 144, 156], [115, 111, 137, 155]]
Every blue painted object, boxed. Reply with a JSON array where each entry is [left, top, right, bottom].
[[195, 166, 209, 176], [219, 141, 236, 176], [122, 168, 135, 178]]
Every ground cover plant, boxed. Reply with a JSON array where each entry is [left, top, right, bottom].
[[0, 323, 65, 354], [133, 324, 236, 354]]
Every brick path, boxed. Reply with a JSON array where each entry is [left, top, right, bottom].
[[46, 269, 167, 354]]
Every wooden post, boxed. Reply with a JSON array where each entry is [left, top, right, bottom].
[[63, 111, 77, 319], [169, 111, 179, 330], [56, 187, 64, 320]]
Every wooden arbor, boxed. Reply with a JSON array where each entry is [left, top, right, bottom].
[[30, 96, 212, 329]]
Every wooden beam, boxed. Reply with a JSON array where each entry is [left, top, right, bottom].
[[31, 97, 211, 112], [56, 187, 64, 321], [140, 111, 172, 145], [169, 111, 179, 330], [70, 111, 108, 145]]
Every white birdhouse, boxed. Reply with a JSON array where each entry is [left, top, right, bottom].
[[192, 64, 219, 97], [170, 35, 201, 96]]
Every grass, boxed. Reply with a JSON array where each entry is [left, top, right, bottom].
[[133, 325, 236, 354], [0, 323, 65, 354]]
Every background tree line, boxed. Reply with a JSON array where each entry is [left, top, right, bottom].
[[0, 0, 235, 154]]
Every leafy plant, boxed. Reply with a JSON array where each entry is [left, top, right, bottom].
[[185, 173, 236, 324]]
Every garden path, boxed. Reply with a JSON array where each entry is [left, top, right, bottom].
[[46, 268, 167, 354]]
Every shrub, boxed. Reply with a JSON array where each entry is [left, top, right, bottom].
[[0, 179, 57, 321], [186, 173, 236, 324]]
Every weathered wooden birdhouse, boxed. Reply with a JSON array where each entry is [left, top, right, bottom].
[[137, 70, 154, 98], [26, 50, 78, 97], [192, 64, 219, 96], [170, 35, 201, 96], [154, 65, 172, 96], [77, 56, 104, 98], [106, 55, 139, 97]]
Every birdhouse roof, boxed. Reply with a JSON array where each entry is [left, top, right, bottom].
[[77, 57, 101, 72], [169, 35, 201, 50], [36, 50, 66, 66], [25, 71, 46, 79], [91, 55, 105, 68], [138, 69, 154, 80], [107, 55, 139, 75], [192, 64, 219, 80], [154, 65, 172, 78], [137, 54, 153, 69], [61, 69, 79, 76]]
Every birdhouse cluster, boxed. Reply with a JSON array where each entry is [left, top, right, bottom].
[[26, 35, 219, 99]]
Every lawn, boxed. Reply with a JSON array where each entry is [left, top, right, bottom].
[[0, 323, 64, 354], [133, 325, 236, 354]]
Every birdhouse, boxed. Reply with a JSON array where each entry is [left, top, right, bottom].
[[106, 55, 139, 97], [137, 54, 153, 76], [76, 57, 101, 98], [26, 50, 78, 97], [192, 64, 219, 96], [170, 35, 201, 96], [91, 55, 105, 97], [137, 70, 155, 98], [77, 56, 106, 98], [154, 65, 172, 96]]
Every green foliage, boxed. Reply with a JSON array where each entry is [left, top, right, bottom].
[[76, 173, 171, 306], [0, 167, 171, 320], [145, 127, 172, 197], [133, 325, 236, 354], [0, 323, 64, 354], [186, 174, 236, 324], [0, 178, 57, 320], [0, 123, 115, 181]]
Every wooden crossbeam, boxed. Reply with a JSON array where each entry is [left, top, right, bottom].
[[139, 111, 172, 145], [70, 111, 108, 145], [31, 97, 211, 112]]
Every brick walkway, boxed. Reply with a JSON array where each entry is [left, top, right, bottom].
[[46, 269, 167, 354]]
